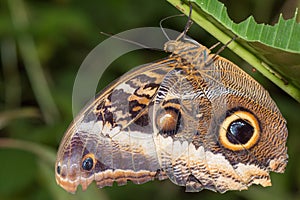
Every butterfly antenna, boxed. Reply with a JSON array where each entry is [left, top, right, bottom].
[[160, 14, 185, 41], [100, 31, 150, 49]]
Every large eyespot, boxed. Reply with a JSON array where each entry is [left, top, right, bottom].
[[156, 107, 181, 136], [81, 153, 96, 171], [219, 110, 260, 151]]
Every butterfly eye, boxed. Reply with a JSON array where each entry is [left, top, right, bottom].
[[165, 43, 176, 53], [219, 110, 260, 151], [156, 107, 181, 136], [81, 153, 96, 171]]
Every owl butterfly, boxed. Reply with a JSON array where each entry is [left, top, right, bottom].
[[55, 10, 288, 194]]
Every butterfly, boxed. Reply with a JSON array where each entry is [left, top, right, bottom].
[[55, 10, 288, 194]]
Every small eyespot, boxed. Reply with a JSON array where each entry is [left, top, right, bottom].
[[81, 153, 96, 171], [156, 107, 181, 136], [219, 110, 260, 151], [56, 164, 61, 175], [82, 158, 93, 171]]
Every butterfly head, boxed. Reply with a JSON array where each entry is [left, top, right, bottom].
[[165, 38, 197, 53], [164, 38, 211, 63]]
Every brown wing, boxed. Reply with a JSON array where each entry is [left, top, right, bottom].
[[152, 54, 288, 193], [55, 57, 181, 193]]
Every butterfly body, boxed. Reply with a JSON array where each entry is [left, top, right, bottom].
[[55, 36, 288, 193]]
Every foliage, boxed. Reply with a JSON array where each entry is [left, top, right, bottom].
[[168, 0, 300, 102]]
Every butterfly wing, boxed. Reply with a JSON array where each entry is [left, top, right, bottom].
[[152, 54, 288, 193], [55, 57, 182, 193], [56, 39, 288, 194]]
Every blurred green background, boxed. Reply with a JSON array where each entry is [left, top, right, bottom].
[[0, 0, 299, 200]]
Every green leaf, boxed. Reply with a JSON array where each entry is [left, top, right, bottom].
[[166, 0, 300, 102]]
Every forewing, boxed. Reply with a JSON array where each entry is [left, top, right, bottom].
[[55, 58, 179, 193]]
